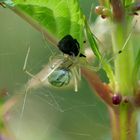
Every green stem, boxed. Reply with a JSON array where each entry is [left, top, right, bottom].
[[109, 103, 137, 140], [111, 20, 136, 139], [111, 23, 134, 95]]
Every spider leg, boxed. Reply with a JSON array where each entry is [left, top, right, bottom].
[[74, 66, 81, 81], [73, 71, 78, 92], [88, 2, 94, 23], [71, 67, 81, 92], [107, 20, 137, 63], [23, 49, 65, 89], [49, 53, 64, 69], [23, 47, 30, 71], [22, 47, 40, 81]]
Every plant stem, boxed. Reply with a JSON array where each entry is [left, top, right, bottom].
[[109, 102, 137, 140], [111, 23, 134, 95], [111, 17, 136, 139], [110, 0, 124, 22], [82, 68, 113, 107], [82, 68, 137, 140]]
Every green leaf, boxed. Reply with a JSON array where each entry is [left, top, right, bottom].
[[11, 0, 84, 47], [85, 20, 115, 87], [85, 20, 101, 59]]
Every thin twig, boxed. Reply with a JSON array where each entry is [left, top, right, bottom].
[[110, 0, 124, 22], [81, 68, 114, 107]]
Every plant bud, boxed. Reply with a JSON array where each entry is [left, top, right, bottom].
[[112, 94, 122, 105], [95, 6, 104, 15], [101, 8, 111, 19]]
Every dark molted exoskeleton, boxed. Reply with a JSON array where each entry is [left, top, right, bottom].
[[58, 35, 85, 57]]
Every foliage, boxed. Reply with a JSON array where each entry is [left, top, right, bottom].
[[0, 0, 140, 140]]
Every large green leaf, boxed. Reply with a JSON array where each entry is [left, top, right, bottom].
[[9, 0, 84, 47]]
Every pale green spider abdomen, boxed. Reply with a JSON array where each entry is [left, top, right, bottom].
[[48, 68, 71, 87]]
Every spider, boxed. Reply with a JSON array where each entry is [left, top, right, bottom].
[[57, 34, 86, 57], [23, 35, 86, 92], [47, 35, 86, 92]]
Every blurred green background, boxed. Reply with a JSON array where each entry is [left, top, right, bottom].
[[0, 0, 112, 140]]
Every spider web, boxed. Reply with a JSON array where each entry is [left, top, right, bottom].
[[0, 5, 111, 140], [10, 81, 111, 140], [8, 39, 111, 140]]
